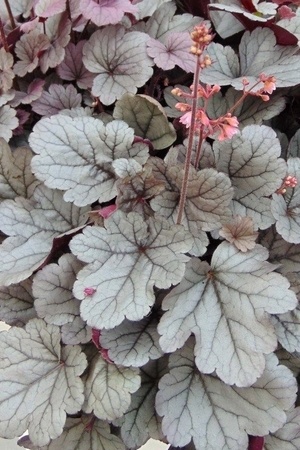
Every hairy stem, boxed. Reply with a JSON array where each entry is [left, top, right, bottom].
[[194, 127, 204, 169], [4, 0, 16, 30], [176, 55, 201, 224]]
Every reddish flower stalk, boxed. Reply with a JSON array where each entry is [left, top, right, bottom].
[[176, 24, 214, 224]]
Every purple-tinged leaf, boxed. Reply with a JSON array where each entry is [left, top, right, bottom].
[[147, 32, 195, 72], [79, 0, 137, 26], [116, 165, 165, 217], [31, 84, 82, 116], [158, 242, 297, 386], [13, 29, 50, 77], [156, 339, 297, 449], [10, 79, 45, 107], [57, 41, 95, 89], [83, 26, 153, 105], [39, 13, 71, 73], [35, 0, 67, 17], [219, 215, 258, 252]]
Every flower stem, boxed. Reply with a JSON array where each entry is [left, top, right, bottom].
[[4, 0, 16, 30], [176, 55, 201, 224], [194, 127, 204, 169], [227, 80, 261, 115]]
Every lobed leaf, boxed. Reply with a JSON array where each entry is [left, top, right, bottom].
[[0, 139, 38, 201], [18, 415, 125, 450], [79, 0, 137, 26], [39, 13, 71, 73], [31, 84, 82, 116], [0, 319, 87, 446], [32, 254, 83, 326], [57, 41, 95, 89], [120, 359, 166, 448], [264, 406, 300, 450], [0, 106, 19, 142], [271, 157, 300, 243], [144, 2, 201, 42], [14, 29, 50, 77], [150, 159, 234, 233], [100, 316, 163, 367], [0, 47, 14, 92], [70, 210, 192, 329], [0, 278, 36, 326], [113, 94, 176, 149], [156, 339, 297, 450], [35, 0, 67, 17], [259, 226, 300, 274], [147, 32, 195, 72], [0, 184, 89, 285], [214, 125, 286, 229], [158, 242, 297, 386], [30, 115, 149, 206], [83, 26, 153, 105], [83, 353, 140, 421], [201, 28, 300, 90]]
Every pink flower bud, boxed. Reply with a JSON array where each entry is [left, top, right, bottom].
[[84, 287, 97, 296]]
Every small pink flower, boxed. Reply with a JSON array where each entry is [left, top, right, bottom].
[[195, 84, 221, 99], [259, 73, 276, 94], [277, 175, 298, 193], [84, 287, 96, 296], [213, 114, 239, 141], [179, 111, 192, 127], [196, 108, 211, 127], [175, 102, 192, 112]]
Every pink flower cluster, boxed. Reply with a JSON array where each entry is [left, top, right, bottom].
[[174, 84, 239, 141], [277, 175, 298, 194]]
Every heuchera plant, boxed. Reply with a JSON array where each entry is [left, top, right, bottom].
[[1, 0, 300, 449]]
